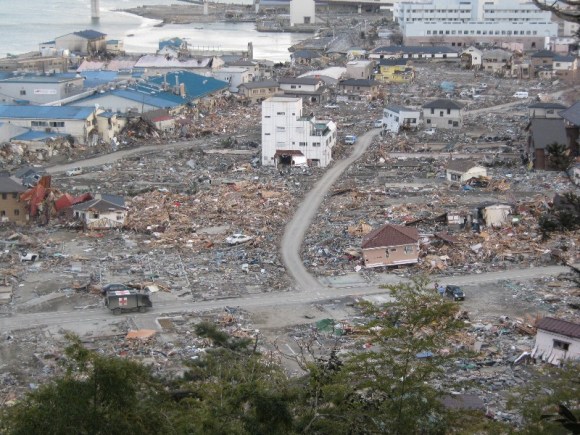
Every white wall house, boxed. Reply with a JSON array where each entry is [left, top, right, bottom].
[[533, 317, 580, 365], [383, 105, 421, 133], [290, 0, 315, 26], [395, 0, 557, 50], [422, 99, 464, 129], [212, 67, 251, 92], [261, 96, 337, 168], [278, 77, 322, 93], [446, 160, 487, 183], [72, 195, 127, 229], [461, 46, 483, 69]]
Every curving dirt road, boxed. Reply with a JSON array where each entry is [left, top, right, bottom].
[[280, 129, 380, 291]]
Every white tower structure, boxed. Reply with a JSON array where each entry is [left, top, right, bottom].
[[91, 0, 100, 21]]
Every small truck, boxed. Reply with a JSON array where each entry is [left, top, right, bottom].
[[105, 289, 152, 315]]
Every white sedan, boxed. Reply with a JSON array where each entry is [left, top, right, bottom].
[[225, 234, 253, 245]]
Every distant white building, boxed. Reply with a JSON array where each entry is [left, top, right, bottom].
[[395, 0, 557, 50], [290, 0, 315, 26], [261, 96, 336, 167], [212, 67, 251, 92], [383, 105, 421, 133]]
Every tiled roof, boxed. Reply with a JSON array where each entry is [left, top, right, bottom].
[[362, 224, 419, 249], [559, 101, 580, 126], [537, 317, 580, 339], [529, 118, 568, 149], [531, 49, 556, 58], [238, 80, 279, 89], [422, 99, 464, 110], [373, 45, 457, 54], [447, 159, 479, 173], [528, 102, 568, 110], [378, 58, 409, 66], [385, 104, 416, 114], [279, 77, 320, 85], [0, 176, 26, 193], [339, 79, 379, 87], [73, 30, 106, 40], [73, 198, 125, 212]]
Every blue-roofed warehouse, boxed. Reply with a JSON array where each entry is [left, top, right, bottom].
[[0, 74, 85, 105], [147, 71, 229, 101], [70, 70, 229, 114], [0, 105, 99, 144]]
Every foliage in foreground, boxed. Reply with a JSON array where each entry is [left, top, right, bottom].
[[2, 280, 579, 434]]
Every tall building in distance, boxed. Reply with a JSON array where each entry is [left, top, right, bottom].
[[394, 0, 558, 50]]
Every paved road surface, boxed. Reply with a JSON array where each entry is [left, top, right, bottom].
[[0, 264, 573, 332], [280, 129, 380, 291], [45, 139, 200, 174]]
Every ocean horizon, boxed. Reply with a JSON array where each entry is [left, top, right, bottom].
[[0, 0, 308, 61]]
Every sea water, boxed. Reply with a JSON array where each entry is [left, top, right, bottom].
[[0, 0, 307, 61]]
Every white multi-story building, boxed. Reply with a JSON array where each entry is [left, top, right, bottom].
[[290, 0, 315, 26], [261, 96, 336, 168], [395, 0, 558, 50]]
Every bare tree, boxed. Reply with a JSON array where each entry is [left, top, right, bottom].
[[531, 1, 580, 28]]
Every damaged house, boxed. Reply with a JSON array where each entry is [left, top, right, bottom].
[[72, 194, 126, 229], [446, 160, 487, 183], [361, 223, 419, 268], [0, 175, 27, 224], [533, 317, 580, 365]]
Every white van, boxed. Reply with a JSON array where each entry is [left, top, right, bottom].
[[344, 135, 357, 144], [513, 91, 529, 99]]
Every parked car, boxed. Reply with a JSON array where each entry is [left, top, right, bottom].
[[226, 233, 253, 245], [373, 119, 383, 128], [344, 135, 357, 144], [20, 252, 39, 262], [66, 167, 83, 176], [424, 128, 436, 135], [445, 285, 465, 301]]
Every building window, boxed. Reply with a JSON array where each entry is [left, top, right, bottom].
[[276, 126, 285, 132], [430, 108, 434, 114], [440, 111, 444, 117], [404, 245, 414, 254], [264, 133, 270, 136], [448, 120, 453, 124], [291, 85, 296, 89], [553, 340, 570, 351], [31, 121, 48, 127], [49, 121, 64, 128], [276, 112, 285, 115], [299, 142, 306, 146], [265, 115, 271, 118], [14, 209, 19, 216], [426, 119, 431, 124], [447, 108, 451, 114], [20, 90, 26, 95], [1, 193, 6, 200], [12, 193, 17, 199], [0, 210, 5, 216]]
